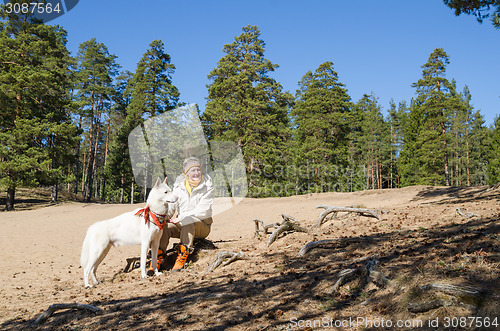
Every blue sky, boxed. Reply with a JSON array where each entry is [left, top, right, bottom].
[[53, 0, 499, 125]]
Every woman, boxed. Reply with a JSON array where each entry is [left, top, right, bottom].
[[159, 157, 214, 271]]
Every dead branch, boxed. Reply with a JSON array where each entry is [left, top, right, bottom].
[[33, 303, 101, 325], [297, 239, 338, 256], [328, 259, 388, 295], [207, 251, 248, 272], [315, 205, 385, 227], [456, 208, 480, 219], [253, 218, 281, 238], [420, 283, 482, 297], [408, 299, 452, 313], [266, 214, 309, 247], [124, 257, 140, 273], [406, 283, 483, 313], [297, 237, 372, 257]]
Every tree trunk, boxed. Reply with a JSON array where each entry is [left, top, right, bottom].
[[6, 186, 15, 211], [456, 131, 460, 186], [81, 144, 87, 195], [74, 115, 82, 195], [390, 126, 394, 189], [466, 125, 471, 186], [84, 136, 95, 202], [100, 121, 111, 201], [51, 184, 58, 203], [442, 122, 450, 186], [130, 180, 135, 204], [371, 162, 375, 189]]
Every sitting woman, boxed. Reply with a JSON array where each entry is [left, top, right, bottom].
[[159, 157, 214, 271]]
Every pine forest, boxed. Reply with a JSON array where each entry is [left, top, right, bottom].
[[1, 13, 499, 211]]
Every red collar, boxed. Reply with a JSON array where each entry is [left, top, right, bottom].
[[135, 205, 169, 230]]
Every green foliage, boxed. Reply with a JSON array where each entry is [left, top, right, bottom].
[[74, 38, 119, 202], [448, 85, 490, 186], [400, 48, 454, 186], [443, 0, 500, 29], [0, 4, 79, 209], [290, 62, 353, 193], [1, 17, 497, 207], [105, 40, 180, 201], [351, 94, 390, 190], [386, 100, 406, 188], [203, 25, 292, 197], [488, 116, 500, 184], [127, 40, 179, 118], [103, 71, 135, 203]]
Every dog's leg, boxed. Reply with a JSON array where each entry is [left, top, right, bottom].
[[83, 232, 100, 288], [82, 236, 91, 288], [83, 261, 91, 288], [140, 235, 150, 278], [151, 231, 163, 276], [85, 237, 111, 287], [92, 243, 111, 285]]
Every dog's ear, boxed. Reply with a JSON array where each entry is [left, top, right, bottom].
[[154, 177, 161, 188], [163, 176, 168, 185]]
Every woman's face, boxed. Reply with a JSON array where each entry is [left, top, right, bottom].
[[186, 166, 202, 181]]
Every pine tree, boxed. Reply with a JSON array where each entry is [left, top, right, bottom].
[[104, 71, 134, 203], [387, 100, 406, 188], [292, 62, 352, 193], [400, 48, 454, 186], [117, 40, 179, 200], [127, 40, 179, 118], [447, 84, 485, 186], [399, 97, 423, 186], [74, 38, 119, 202], [487, 116, 500, 184], [0, 4, 79, 210], [203, 25, 292, 197], [353, 94, 389, 190], [468, 110, 489, 185]]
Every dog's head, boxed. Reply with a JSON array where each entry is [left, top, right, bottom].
[[148, 177, 178, 217]]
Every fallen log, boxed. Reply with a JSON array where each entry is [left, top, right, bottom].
[[297, 237, 370, 257], [33, 303, 101, 325], [207, 251, 248, 272], [266, 214, 309, 247], [407, 283, 483, 314], [420, 283, 482, 297], [315, 205, 385, 228]]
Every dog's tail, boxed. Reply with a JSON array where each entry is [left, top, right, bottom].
[[80, 229, 90, 268]]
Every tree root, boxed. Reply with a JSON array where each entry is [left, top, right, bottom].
[[207, 251, 248, 272], [315, 205, 386, 228], [297, 237, 371, 257], [328, 259, 388, 295], [253, 219, 281, 238], [456, 207, 480, 219], [33, 303, 101, 325], [266, 214, 309, 247]]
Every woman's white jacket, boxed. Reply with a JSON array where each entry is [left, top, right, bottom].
[[172, 174, 214, 225]]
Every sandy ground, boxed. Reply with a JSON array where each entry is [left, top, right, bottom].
[[0, 185, 498, 330]]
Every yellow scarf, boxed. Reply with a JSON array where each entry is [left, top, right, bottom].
[[184, 174, 202, 196]]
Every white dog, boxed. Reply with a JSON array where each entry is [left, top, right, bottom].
[[80, 177, 177, 287]]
